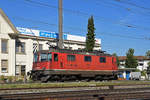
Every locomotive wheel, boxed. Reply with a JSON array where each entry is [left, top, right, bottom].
[[70, 76, 77, 81], [95, 76, 102, 81], [40, 75, 51, 82], [41, 77, 48, 83], [61, 76, 68, 82], [84, 78, 90, 82], [51, 75, 60, 82], [32, 73, 39, 81]]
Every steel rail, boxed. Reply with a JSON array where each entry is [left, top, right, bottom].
[[0, 83, 150, 91], [1, 84, 150, 100]]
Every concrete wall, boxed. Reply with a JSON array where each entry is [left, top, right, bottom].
[[0, 14, 16, 76], [119, 60, 150, 71]]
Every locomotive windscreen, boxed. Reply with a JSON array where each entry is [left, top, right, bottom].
[[40, 53, 52, 62], [34, 53, 52, 62]]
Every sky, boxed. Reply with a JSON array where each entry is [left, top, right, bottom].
[[0, 0, 150, 56]]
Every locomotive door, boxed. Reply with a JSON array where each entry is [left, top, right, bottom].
[[48, 53, 52, 69], [59, 54, 64, 68], [52, 53, 59, 69]]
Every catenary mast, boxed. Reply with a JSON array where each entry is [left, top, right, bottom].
[[58, 0, 63, 49]]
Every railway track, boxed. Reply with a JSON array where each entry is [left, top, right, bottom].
[[0, 84, 150, 100]]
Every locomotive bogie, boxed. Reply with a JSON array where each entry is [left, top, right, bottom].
[[30, 70, 118, 82]]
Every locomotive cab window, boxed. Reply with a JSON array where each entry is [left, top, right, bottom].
[[54, 54, 58, 61], [100, 57, 106, 63], [48, 53, 52, 61], [34, 53, 38, 62], [67, 55, 76, 61], [84, 56, 91, 62], [40, 53, 47, 62]]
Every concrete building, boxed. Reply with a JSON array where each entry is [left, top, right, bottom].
[[119, 56, 150, 71], [0, 8, 101, 76]]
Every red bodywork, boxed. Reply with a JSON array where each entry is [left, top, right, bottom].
[[33, 51, 118, 71]]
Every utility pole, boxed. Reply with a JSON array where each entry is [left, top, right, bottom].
[[58, 0, 63, 49]]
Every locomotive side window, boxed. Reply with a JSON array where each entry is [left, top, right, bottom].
[[100, 57, 106, 63], [48, 53, 52, 61], [40, 53, 47, 62], [34, 53, 38, 62], [84, 56, 91, 62], [54, 54, 58, 61], [67, 55, 76, 61]]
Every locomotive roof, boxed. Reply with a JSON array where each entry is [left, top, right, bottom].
[[38, 47, 112, 56]]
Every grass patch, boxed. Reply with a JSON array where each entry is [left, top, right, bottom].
[[0, 81, 150, 89]]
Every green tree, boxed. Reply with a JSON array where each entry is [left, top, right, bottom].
[[125, 48, 138, 68], [86, 16, 95, 52], [145, 50, 150, 58], [112, 53, 120, 67]]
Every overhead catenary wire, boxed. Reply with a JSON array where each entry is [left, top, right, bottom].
[[12, 16, 85, 33], [22, 0, 150, 33], [5, 0, 150, 33], [113, 0, 150, 17], [84, 0, 150, 30], [6, 0, 150, 33], [12, 16, 150, 41], [114, 0, 150, 11], [5, 0, 150, 41], [90, 0, 150, 17]]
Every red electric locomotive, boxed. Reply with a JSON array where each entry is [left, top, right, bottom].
[[30, 48, 118, 82]]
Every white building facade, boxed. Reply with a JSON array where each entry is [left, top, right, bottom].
[[0, 9, 101, 76], [119, 56, 150, 71]]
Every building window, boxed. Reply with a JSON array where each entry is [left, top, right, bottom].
[[67, 55, 76, 61], [69, 47, 72, 50], [139, 63, 143, 66], [1, 39, 8, 53], [39, 44, 43, 51], [16, 65, 20, 75], [84, 56, 91, 62], [16, 42, 25, 54], [120, 64, 125, 66], [1, 60, 8, 73], [21, 65, 26, 76], [64, 46, 68, 49], [15, 65, 26, 76], [100, 57, 106, 63]]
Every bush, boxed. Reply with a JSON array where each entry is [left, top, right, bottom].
[[7, 76, 14, 83], [141, 70, 146, 76], [0, 75, 5, 83], [0, 75, 5, 81]]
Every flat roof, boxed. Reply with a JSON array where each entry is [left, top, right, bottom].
[[37, 47, 111, 56], [119, 56, 150, 60]]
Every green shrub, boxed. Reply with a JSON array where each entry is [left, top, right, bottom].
[[0, 75, 5, 81], [7, 76, 14, 83], [141, 70, 146, 76]]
